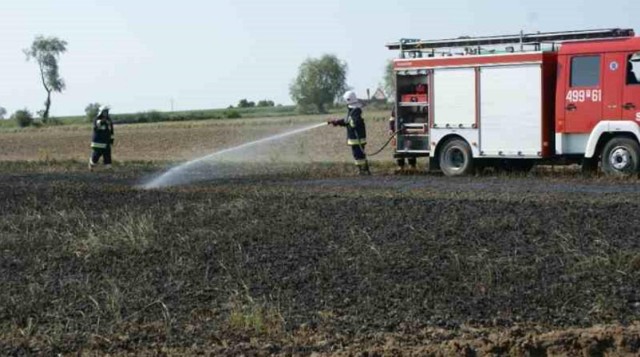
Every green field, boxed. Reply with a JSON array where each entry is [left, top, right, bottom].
[[0, 104, 367, 131]]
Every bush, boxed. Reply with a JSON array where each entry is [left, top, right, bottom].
[[167, 111, 220, 121], [224, 110, 242, 119], [257, 100, 275, 107], [295, 104, 318, 114], [12, 109, 34, 128], [119, 110, 167, 123], [45, 117, 62, 126], [140, 110, 164, 123]]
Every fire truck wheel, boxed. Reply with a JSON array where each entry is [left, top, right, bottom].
[[601, 137, 640, 175], [439, 138, 474, 176]]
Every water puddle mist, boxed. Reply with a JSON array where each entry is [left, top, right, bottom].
[[141, 122, 326, 189]]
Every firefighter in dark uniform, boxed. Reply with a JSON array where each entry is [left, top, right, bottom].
[[389, 106, 417, 173], [328, 91, 370, 175], [89, 105, 114, 170]]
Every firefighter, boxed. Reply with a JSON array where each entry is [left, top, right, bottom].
[[89, 105, 114, 171], [389, 106, 417, 173], [328, 91, 370, 175]]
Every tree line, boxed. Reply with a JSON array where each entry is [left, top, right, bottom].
[[5, 35, 393, 127]]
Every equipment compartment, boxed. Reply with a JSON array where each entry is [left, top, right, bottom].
[[395, 70, 430, 154]]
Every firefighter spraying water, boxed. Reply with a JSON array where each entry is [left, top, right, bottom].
[[143, 27, 640, 189], [327, 90, 371, 175]]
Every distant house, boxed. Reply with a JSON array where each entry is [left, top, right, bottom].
[[371, 88, 387, 102]]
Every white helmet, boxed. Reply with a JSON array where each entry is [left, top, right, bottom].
[[343, 90, 359, 106], [631, 52, 640, 62], [98, 105, 110, 115]]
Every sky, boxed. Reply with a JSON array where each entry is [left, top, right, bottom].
[[0, 0, 638, 117]]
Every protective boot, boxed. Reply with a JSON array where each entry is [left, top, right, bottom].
[[394, 159, 405, 174], [359, 162, 371, 176]]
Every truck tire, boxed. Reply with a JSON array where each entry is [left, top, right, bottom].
[[439, 138, 474, 176], [601, 137, 640, 176]]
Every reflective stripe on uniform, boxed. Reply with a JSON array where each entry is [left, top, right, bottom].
[[347, 138, 367, 146], [355, 159, 368, 166], [91, 142, 108, 149]]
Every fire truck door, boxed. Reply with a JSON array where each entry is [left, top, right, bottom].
[[564, 55, 603, 133], [602, 53, 624, 120], [623, 51, 640, 122]]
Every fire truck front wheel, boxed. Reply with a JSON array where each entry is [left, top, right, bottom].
[[439, 138, 474, 177], [601, 137, 640, 176]]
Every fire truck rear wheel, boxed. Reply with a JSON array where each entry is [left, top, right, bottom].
[[439, 138, 474, 176], [601, 137, 640, 175]]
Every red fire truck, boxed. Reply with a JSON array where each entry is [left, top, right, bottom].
[[386, 28, 640, 176]]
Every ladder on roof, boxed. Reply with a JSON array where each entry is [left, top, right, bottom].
[[387, 28, 635, 57]]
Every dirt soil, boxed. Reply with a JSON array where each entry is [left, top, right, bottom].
[[1, 163, 640, 356]]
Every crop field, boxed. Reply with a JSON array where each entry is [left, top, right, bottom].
[[0, 111, 390, 163], [2, 114, 640, 356]]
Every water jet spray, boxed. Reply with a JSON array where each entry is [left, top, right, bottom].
[[141, 122, 326, 189]]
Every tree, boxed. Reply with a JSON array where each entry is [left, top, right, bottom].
[[383, 59, 395, 98], [290, 54, 348, 113], [24, 35, 68, 122], [85, 103, 101, 122], [237, 99, 255, 108], [0, 107, 6, 120]]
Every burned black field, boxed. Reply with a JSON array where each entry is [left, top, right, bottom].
[[2, 163, 640, 356]]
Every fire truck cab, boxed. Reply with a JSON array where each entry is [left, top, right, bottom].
[[387, 28, 640, 176]]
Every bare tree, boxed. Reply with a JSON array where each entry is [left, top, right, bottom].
[[24, 36, 67, 122]]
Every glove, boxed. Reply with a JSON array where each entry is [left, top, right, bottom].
[[327, 119, 337, 126]]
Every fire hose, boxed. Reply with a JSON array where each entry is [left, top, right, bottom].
[[363, 129, 401, 157], [328, 118, 402, 157]]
